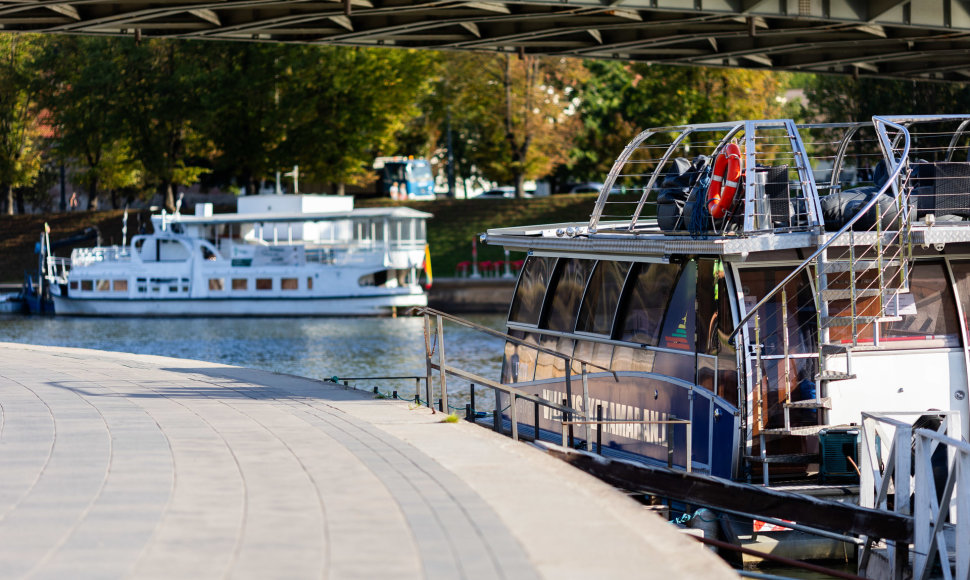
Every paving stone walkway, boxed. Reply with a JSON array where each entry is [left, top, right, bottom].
[[0, 342, 735, 579]]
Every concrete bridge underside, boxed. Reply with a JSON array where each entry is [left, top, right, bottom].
[[2, 0, 970, 80]]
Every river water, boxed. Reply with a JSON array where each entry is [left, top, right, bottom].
[[0, 313, 508, 412]]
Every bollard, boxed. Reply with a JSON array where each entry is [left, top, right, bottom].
[[465, 403, 471, 421], [493, 408, 500, 433], [373, 386, 378, 394], [414, 378, 420, 401], [344, 380, 349, 387], [414, 393, 420, 404], [597, 404, 603, 455], [470, 384, 476, 417], [438, 398, 443, 412], [392, 390, 397, 400]]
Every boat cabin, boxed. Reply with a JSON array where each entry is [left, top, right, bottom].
[[486, 115, 970, 482]]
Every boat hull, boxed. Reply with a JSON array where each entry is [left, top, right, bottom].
[[51, 292, 427, 317]]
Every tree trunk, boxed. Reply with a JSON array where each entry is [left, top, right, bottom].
[[163, 182, 176, 213], [87, 177, 100, 211], [336, 183, 346, 196], [15, 189, 25, 214], [3, 184, 12, 216]]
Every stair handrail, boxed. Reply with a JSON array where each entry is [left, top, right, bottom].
[[728, 116, 912, 344]]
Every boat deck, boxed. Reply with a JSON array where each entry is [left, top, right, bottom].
[[0, 342, 733, 579]]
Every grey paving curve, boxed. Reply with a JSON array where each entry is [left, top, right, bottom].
[[0, 342, 735, 579]]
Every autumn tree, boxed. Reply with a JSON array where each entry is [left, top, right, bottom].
[[0, 35, 45, 215]]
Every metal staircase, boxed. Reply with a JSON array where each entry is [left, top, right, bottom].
[[738, 117, 915, 483]]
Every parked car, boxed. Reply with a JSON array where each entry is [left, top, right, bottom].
[[568, 182, 604, 194], [474, 186, 533, 199]]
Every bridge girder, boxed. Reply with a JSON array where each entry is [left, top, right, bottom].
[[2, 0, 970, 80]]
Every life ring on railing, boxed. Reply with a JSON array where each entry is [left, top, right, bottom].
[[706, 143, 743, 219]]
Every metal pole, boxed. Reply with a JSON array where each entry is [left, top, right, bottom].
[[470, 384, 476, 417], [465, 404, 471, 421], [436, 314, 447, 413], [534, 400, 541, 442], [582, 362, 591, 451], [424, 314, 434, 411], [564, 398, 574, 448], [511, 394, 518, 441], [597, 404, 603, 454], [686, 420, 693, 473]]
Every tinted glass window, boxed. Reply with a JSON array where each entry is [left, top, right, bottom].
[[577, 261, 632, 336], [883, 261, 960, 347], [542, 259, 595, 332], [738, 267, 817, 355], [618, 262, 682, 345], [509, 257, 556, 325], [658, 262, 696, 352]]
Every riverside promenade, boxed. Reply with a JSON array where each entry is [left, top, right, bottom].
[[0, 342, 734, 579]]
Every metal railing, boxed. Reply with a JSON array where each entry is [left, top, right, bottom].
[[411, 306, 617, 449], [729, 116, 913, 343], [858, 410, 961, 579], [563, 418, 692, 472], [913, 427, 970, 580]]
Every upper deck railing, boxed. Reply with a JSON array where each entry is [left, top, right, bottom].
[[588, 119, 824, 236]]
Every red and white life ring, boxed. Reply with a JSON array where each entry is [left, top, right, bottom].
[[706, 143, 743, 219]]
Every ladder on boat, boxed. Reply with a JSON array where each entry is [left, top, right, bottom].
[[742, 119, 916, 483]]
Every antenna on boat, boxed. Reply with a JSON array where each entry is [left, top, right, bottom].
[[122, 206, 128, 247], [175, 193, 184, 218]]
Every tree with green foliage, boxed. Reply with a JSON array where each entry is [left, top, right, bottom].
[[0, 35, 45, 215], [117, 39, 210, 212], [562, 63, 789, 189], [196, 43, 296, 196], [278, 46, 437, 195], [36, 37, 143, 210], [805, 74, 970, 121]]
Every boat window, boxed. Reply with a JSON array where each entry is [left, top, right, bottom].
[[209, 278, 225, 291], [541, 259, 595, 332], [738, 267, 817, 355], [81, 280, 93, 291], [96, 279, 110, 292], [616, 262, 682, 346], [113, 280, 127, 292], [508, 256, 556, 325], [232, 278, 248, 291], [201, 245, 218, 261], [256, 278, 273, 291], [70, 281, 78, 290], [576, 261, 632, 336], [307, 277, 313, 290], [281, 278, 298, 290], [882, 261, 960, 347], [658, 262, 697, 351]]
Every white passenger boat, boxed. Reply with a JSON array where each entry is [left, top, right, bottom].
[[484, 115, 970, 485], [45, 195, 431, 316]]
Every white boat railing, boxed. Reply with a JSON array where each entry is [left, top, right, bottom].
[[858, 410, 962, 578], [71, 246, 131, 267], [913, 427, 970, 580]]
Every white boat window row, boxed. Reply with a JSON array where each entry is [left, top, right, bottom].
[[68, 275, 317, 295]]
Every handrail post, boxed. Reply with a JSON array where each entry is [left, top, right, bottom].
[[423, 313, 434, 411], [436, 314, 447, 414], [686, 419, 692, 473], [581, 362, 591, 451], [511, 394, 518, 441]]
